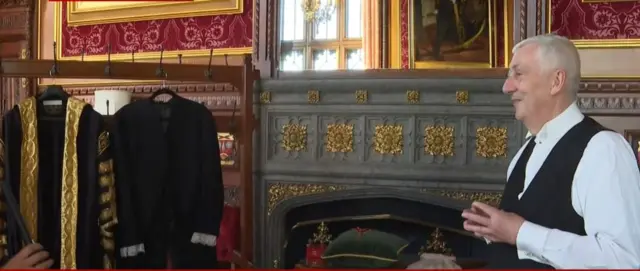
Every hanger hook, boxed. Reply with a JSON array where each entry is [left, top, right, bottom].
[[224, 54, 228, 66], [49, 41, 59, 77], [156, 46, 166, 79], [104, 43, 112, 76], [204, 48, 213, 80], [131, 51, 135, 63], [178, 54, 183, 65]]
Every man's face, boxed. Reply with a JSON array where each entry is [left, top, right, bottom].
[[503, 44, 553, 121]]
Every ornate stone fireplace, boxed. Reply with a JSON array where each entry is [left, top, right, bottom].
[[253, 72, 523, 268], [266, 186, 502, 268]]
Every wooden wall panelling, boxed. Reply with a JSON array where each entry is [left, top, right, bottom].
[[0, 0, 37, 113], [254, 0, 277, 78]]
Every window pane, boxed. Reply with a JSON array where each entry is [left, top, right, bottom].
[[281, 49, 305, 71], [281, 0, 305, 41], [346, 48, 364, 70], [313, 49, 338, 70], [313, 0, 338, 40], [345, 0, 362, 38]]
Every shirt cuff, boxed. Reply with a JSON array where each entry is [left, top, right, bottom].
[[516, 221, 550, 257]]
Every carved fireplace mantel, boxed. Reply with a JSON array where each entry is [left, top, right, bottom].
[[253, 71, 519, 267]]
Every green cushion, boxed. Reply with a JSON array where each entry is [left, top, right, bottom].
[[321, 228, 409, 269]]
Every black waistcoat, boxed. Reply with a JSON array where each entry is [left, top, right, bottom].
[[486, 117, 608, 269]]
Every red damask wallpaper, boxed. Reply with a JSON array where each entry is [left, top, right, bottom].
[[60, 0, 253, 57], [550, 0, 640, 40]]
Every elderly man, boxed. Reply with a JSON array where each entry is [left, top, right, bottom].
[[461, 34, 640, 269]]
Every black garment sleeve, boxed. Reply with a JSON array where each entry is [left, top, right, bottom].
[[0, 138, 8, 263], [191, 108, 224, 247], [110, 111, 145, 264]]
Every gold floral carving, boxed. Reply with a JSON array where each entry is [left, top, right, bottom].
[[456, 90, 469, 104], [308, 90, 320, 104], [281, 124, 307, 152], [267, 183, 347, 215], [422, 189, 502, 207], [325, 124, 354, 153], [374, 125, 403, 155], [419, 228, 453, 255], [424, 126, 454, 156], [355, 90, 368, 104], [475, 127, 508, 158], [406, 90, 419, 104], [260, 91, 271, 104]]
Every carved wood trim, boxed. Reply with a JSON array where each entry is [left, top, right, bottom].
[[580, 80, 640, 93], [41, 78, 640, 94], [39, 82, 241, 110]]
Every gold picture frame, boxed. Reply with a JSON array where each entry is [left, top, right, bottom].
[[66, 0, 242, 26], [50, 1, 252, 61], [389, 0, 505, 69], [549, 0, 640, 48], [411, 0, 498, 68]]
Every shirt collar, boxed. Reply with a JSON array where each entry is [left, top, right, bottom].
[[527, 103, 584, 144]]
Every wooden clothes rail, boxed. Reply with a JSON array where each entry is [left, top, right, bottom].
[[0, 56, 257, 262]]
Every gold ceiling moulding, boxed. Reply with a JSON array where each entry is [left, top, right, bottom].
[[308, 90, 320, 104], [355, 90, 368, 104], [455, 90, 469, 104], [260, 91, 271, 104], [52, 2, 251, 61], [421, 188, 502, 207], [475, 126, 508, 158], [406, 90, 419, 104], [267, 183, 347, 215], [325, 123, 354, 153], [424, 125, 454, 157], [281, 124, 308, 152], [373, 124, 404, 155], [64, 0, 243, 26]]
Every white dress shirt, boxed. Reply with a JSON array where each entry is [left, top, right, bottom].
[[508, 103, 640, 269]]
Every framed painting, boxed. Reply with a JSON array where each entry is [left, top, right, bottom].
[[410, 0, 499, 68], [218, 133, 236, 166], [624, 130, 640, 166]]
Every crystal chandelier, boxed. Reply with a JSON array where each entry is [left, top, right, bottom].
[[302, 0, 336, 29]]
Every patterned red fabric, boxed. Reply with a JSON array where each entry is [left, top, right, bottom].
[[217, 204, 240, 262], [550, 0, 640, 40], [59, 0, 253, 57]]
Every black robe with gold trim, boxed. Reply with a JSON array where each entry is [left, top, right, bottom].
[[111, 96, 224, 269], [0, 97, 117, 269]]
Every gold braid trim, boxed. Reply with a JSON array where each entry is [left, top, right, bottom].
[[98, 131, 117, 269], [17, 97, 38, 242], [60, 98, 85, 269]]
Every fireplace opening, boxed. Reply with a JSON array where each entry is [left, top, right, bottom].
[[282, 197, 490, 268]]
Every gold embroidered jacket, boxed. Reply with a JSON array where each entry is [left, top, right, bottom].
[[0, 97, 117, 269]]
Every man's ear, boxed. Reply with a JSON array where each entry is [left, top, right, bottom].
[[550, 69, 566, 96]]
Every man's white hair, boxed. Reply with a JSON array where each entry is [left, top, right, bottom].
[[512, 34, 581, 97]]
